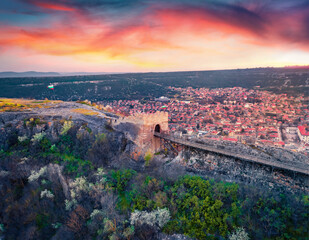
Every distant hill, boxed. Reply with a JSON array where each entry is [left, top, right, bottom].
[[60, 72, 115, 76], [284, 65, 309, 69], [0, 71, 118, 78], [0, 67, 308, 100], [0, 71, 61, 78]]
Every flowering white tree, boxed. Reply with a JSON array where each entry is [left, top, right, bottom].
[[65, 199, 78, 211], [229, 227, 250, 240], [18, 135, 28, 143], [40, 189, 54, 199], [65, 177, 93, 211], [130, 208, 170, 229], [69, 176, 92, 199], [90, 209, 105, 220], [31, 132, 46, 143], [28, 166, 47, 182]]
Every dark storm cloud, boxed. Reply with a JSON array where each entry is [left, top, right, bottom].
[[176, 1, 267, 36]]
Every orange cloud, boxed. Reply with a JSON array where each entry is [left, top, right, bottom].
[[31, 1, 75, 11], [0, 11, 178, 59], [0, 3, 308, 71]]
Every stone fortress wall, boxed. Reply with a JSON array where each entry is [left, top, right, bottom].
[[113, 111, 169, 157], [109, 110, 307, 192], [121, 111, 169, 129]]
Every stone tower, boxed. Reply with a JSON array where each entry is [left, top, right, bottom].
[[114, 111, 169, 155]]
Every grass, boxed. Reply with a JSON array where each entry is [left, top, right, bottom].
[[144, 151, 153, 166], [0, 98, 61, 112], [76, 100, 92, 106], [41, 151, 94, 177], [31, 100, 50, 104], [72, 108, 99, 116]]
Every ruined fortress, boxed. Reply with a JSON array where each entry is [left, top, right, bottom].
[[110, 110, 308, 192], [113, 111, 169, 154]]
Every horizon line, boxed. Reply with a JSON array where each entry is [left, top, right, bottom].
[[1, 65, 309, 76]]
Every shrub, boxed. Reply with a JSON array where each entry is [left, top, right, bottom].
[[28, 166, 47, 182], [95, 133, 106, 144], [131, 176, 165, 211], [36, 213, 50, 230], [60, 134, 73, 151], [103, 218, 117, 234], [130, 208, 170, 229], [123, 226, 135, 239], [40, 189, 55, 199], [96, 167, 105, 176], [248, 195, 306, 239], [165, 175, 240, 239], [66, 205, 89, 233], [61, 154, 93, 177], [90, 209, 105, 220], [95, 168, 107, 184], [0, 170, 9, 178], [65, 199, 78, 211], [31, 132, 46, 143], [18, 135, 28, 143], [154, 191, 168, 208], [50, 144, 58, 152], [229, 227, 250, 240], [88, 133, 111, 165], [144, 151, 153, 166], [69, 176, 92, 199], [107, 169, 136, 193], [40, 137, 51, 151], [61, 120, 73, 135], [41, 179, 48, 185], [52, 222, 62, 229]]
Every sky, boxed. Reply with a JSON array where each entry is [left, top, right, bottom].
[[0, 0, 309, 72]]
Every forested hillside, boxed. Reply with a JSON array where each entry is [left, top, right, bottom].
[[0, 67, 308, 102], [0, 106, 308, 240]]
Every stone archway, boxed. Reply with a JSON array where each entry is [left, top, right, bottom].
[[154, 124, 161, 133]]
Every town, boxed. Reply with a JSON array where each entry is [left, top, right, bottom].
[[102, 87, 309, 155]]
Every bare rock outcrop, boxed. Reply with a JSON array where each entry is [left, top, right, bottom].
[[46, 164, 70, 199]]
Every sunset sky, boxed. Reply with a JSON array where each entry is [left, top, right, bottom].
[[0, 0, 309, 72]]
